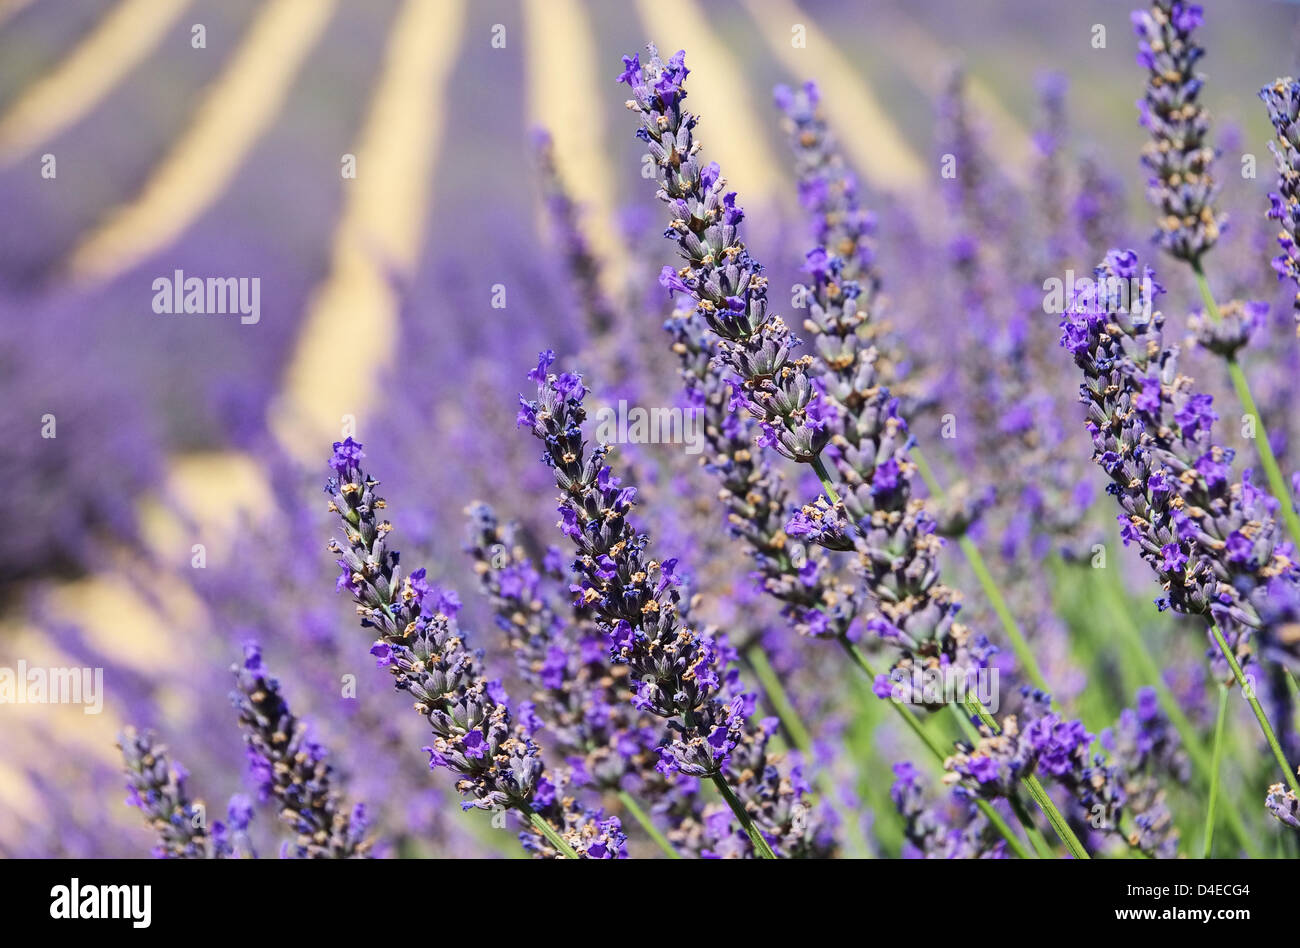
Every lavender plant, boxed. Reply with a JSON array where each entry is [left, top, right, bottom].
[[1062, 248, 1300, 814], [1131, 1, 1300, 552], [1131, 0, 1224, 263], [1261, 77, 1300, 336], [118, 728, 221, 859], [230, 642, 372, 858], [18, 2, 1300, 867], [618, 46, 1105, 859], [323, 437, 625, 858], [518, 351, 837, 858]]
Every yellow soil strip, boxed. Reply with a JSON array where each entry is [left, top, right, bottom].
[[269, 0, 466, 463], [632, 0, 784, 204], [737, 0, 924, 192], [0, 0, 192, 167], [64, 0, 336, 285], [522, 0, 631, 291], [0, 0, 36, 32], [3, 0, 468, 841], [874, 9, 1035, 183]]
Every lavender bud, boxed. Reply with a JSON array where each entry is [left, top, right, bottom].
[[1266, 780, 1300, 830], [231, 642, 371, 858], [117, 727, 215, 859], [324, 438, 622, 857], [1131, 1, 1224, 261], [1063, 249, 1300, 677], [1188, 299, 1267, 359], [1259, 77, 1300, 336]]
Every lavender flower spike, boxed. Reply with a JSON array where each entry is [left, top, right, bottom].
[[324, 438, 624, 859], [118, 727, 215, 859], [518, 354, 778, 857], [624, 46, 993, 700], [231, 642, 372, 858], [1064, 249, 1300, 800], [1260, 77, 1300, 336], [1131, 1, 1224, 262], [1062, 250, 1300, 668], [463, 502, 664, 794], [773, 80, 907, 394], [666, 309, 859, 641], [621, 46, 828, 468]]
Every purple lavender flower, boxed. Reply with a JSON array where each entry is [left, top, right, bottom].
[[1097, 687, 1186, 857], [624, 45, 993, 698], [324, 438, 624, 858], [211, 795, 256, 859], [891, 762, 1008, 859], [117, 727, 216, 859], [665, 308, 858, 641], [1266, 781, 1300, 830], [1260, 77, 1300, 336], [1131, 1, 1224, 261], [1062, 249, 1300, 673], [944, 686, 1177, 856], [621, 46, 827, 466], [773, 79, 900, 388], [463, 502, 664, 793], [942, 693, 1086, 802], [230, 642, 371, 858], [518, 362, 747, 776], [519, 355, 792, 857]]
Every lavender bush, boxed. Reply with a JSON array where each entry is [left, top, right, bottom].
[[6, 1, 1300, 862]]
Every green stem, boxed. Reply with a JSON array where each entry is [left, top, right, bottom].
[[956, 534, 1051, 694], [947, 700, 981, 744], [980, 799, 1038, 860], [911, 446, 1052, 694], [617, 789, 681, 859], [1092, 564, 1261, 855], [745, 644, 814, 752], [1191, 264, 1300, 551], [964, 695, 1091, 859], [1203, 684, 1229, 859], [1008, 793, 1057, 859], [839, 637, 1033, 859], [838, 638, 945, 762], [1208, 622, 1300, 795], [1022, 773, 1090, 860], [710, 772, 777, 858], [744, 643, 871, 858], [1286, 669, 1300, 735], [527, 809, 579, 858], [810, 455, 841, 505]]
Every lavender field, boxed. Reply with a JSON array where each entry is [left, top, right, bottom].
[[2, 0, 1300, 869]]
